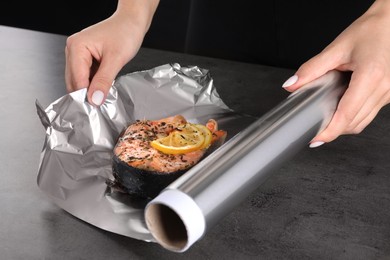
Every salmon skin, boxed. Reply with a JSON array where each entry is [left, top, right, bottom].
[[110, 115, 226, 199]]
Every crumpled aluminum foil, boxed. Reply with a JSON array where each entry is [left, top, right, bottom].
[[36, 63, 255, 242]]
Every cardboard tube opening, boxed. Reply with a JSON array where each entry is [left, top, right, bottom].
[[145, 189, 206, 252], [145, 203, 188, 251]]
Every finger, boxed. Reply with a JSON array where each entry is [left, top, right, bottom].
[[339, 62, 387, 128], [347, 88, 384, 132], [65, 42, 93, 93], [311, 107, 348, 144], [86, 54, 124, 106], [351, 104, 382, 134], [348, 81, 390, 133], [310, 66, 384, 144], [314, 100, 377, 144], [283, 46, 346, 92]]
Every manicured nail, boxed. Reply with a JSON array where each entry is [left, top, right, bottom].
[[309, 141, 325, 148], [92, 90, 104, 106], [282, 75, 298, 88]]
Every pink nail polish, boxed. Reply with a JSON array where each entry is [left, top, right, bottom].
[[309, 141, 325, 148], [92, 90, 104, 106], [282, 75, 298, 88]]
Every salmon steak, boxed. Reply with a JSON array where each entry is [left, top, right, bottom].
[[111, 115, 227, 199]]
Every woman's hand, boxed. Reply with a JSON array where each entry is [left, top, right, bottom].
[[65, 0, 159, 106], [282, 0, 390, 148]]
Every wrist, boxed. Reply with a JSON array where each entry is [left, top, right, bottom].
[[115, 0, 160, 35]]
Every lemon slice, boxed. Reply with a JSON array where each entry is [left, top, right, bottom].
[[150, 123, 212, 154], [193, 124, 213, 149]]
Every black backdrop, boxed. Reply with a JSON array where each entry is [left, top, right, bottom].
[[2, 0, 374, 69]]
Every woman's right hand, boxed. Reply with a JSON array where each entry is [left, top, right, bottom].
[[65, 0, 159, 106]]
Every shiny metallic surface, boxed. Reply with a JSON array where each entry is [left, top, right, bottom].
[[37, 61, 349, 250], [149, 70, 349, 249]]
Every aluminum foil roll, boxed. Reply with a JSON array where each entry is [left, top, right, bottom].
[[144, 70, 349, 252]]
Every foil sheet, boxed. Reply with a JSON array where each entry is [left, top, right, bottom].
[[36, 63, 255, 242]]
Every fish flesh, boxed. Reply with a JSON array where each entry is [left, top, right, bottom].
[[110, 115, 226, 199]]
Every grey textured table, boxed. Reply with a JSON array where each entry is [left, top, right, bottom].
[[1, 25, 390, 260]]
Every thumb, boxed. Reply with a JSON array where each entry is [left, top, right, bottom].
[[87, 57, 122, 106], [282, 48, 344, 92]]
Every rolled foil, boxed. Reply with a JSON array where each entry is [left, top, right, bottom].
[[144, 70, 349, 252], [36, 63, 255, 242]]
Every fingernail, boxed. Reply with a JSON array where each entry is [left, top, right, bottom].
[[282, 75, 298, 88], [92, 90, 104, 106], [309, 141, 325, 148]]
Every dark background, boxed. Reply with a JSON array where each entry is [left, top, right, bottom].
[[1, 0, 374, 69]]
